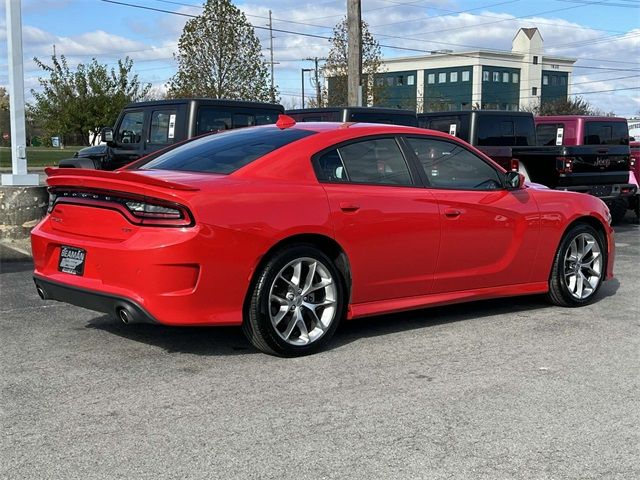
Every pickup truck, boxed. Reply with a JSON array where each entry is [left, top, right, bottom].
[[535, 115, 635, 222], [629, 139, 640, 218], [418, 110, 635, 223], [287, 107, 418, 126], [59, 99, 285, 170]]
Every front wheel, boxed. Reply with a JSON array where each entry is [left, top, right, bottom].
[[547, 224, 605, 307], [243, 245, 346, 356]]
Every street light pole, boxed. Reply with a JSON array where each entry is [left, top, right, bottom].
[[1, 0, 38, 186]]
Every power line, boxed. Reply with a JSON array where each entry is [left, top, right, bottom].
[[97, 0, 640, 73]]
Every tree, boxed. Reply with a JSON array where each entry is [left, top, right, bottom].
[[167, 0, 274, 101], [524, 96, 601, 116], [31, 54, 150, 145], [323, 17, 385, 107]]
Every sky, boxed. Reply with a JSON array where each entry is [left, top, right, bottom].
[[1, 0, 639, 116]]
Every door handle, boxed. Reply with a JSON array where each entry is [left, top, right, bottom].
[[339, 203, 360, 212], [444, 208, 462, 218]]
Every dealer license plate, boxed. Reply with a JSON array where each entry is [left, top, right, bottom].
[[58, 246, 86, 276]]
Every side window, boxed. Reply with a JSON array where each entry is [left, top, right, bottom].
[[407, 137, 502, 190], [536, 123, 561, 146], [584, 121, 629, 145], [116, 111, 144, 144], [197, 108, 232, 134], [149, 110, 177, 145], [316, 149, 349, 182], [316, 138, 413, 186]]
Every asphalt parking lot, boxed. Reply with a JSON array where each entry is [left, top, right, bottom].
[[1, 216, 639, 480]]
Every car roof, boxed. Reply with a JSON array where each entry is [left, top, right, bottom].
[[535, 115, 628, 122], [419, 110, 532, 117], [124, 98, 285, 110], [281, 121, 430, 134], [287, 107, 416, 115]]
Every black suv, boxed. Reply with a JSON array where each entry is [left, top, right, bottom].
[[60, 99, 285, 170]]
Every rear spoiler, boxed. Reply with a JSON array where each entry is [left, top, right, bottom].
[[45, 167, 200, 191]]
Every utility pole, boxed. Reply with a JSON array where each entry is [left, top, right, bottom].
[[347, 0, 362, 106], [301, 68, 313, 108], [267, 10, 277, 103], [1, 0, 38, 186], [305, 57, 327, 106]]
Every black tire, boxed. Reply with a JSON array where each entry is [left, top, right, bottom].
[[608, 198, 627, 225], [242, 245, 347, 356], [547, 223, 606, 307]]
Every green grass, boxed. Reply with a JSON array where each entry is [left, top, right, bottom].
[[0, 146, 82, 168]]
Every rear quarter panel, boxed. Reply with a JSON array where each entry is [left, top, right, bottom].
[[527, 186, 614, 281]]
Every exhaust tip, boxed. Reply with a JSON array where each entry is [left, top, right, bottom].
[[36, 287, 47, 300], [117, 307, 131, 325]]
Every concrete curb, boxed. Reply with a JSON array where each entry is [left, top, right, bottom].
[[0, 238, 32, 263]]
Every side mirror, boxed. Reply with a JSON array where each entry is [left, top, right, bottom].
[[505, 170, 525, 190], [101, 127, 114, 144]]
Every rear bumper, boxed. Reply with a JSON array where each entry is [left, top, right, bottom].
[[34, 275, 157, 324], [555, 183, 636, 200], [30, 213, 257, 327]]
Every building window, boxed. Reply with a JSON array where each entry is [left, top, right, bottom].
[[512, 73, 519, 83], [492, 72, 500, 82], [533, 56, 538, 65], [503, 72, 509, 83], [427, 73, 435, 84], [407, 74, 415, 86], [543, 75, 549, 85], [532, 87, 538, 96], [450, 72, 458, 82], [386, 77, 394, 86], [376, 77, 384, 86], [483, 71, 489, 81], [551, 75, 558, 86], [397, 75, 404, 86], [438, 72, 447, 83], [462, 71, 470, 82], [560, 76, 567, 86]]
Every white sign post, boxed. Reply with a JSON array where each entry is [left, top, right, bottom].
[[1, 0, 39, 186]]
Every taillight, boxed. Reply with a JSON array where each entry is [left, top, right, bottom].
[[630, 156, 636, 169], [48, 188, 194, 227], [557, 156, 573, 173]]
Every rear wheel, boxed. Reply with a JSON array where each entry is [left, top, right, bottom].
[[607, 198, 627, 225], [547, 224, 605, 307], [243, 245, 346, 356]]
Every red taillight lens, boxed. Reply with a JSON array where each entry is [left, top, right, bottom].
[[557, 156, 573, 173], [49, 188, 194, 227]]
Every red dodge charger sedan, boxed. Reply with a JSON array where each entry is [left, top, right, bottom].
[[32, 117, 615, 356]]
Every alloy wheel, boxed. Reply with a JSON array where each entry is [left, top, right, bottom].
[[268, 257, 338, 346], [563, 232, 603, 300]]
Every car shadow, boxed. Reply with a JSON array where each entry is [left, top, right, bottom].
[[331, 280, 620, 350], [85, 282, 620, 357], [86, 315, 258, 356], [0, 260, 34, 274]]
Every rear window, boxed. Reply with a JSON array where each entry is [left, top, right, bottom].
[[583, 121, 629, 145], [139, 127, 316, 174]]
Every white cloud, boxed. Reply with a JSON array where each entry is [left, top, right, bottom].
[[3, 0, 638, 116]]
